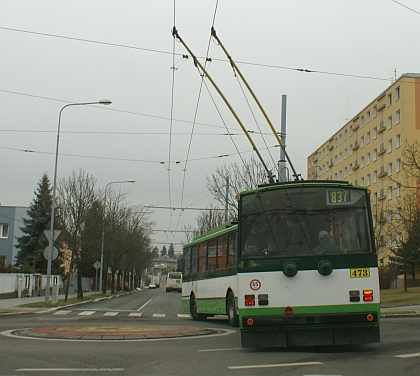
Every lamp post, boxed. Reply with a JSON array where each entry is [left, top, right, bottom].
[[45, 100, 112, 303], [100, 179, 135, 293]]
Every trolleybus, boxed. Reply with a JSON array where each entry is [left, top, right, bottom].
[[181, 180, 380, 347]]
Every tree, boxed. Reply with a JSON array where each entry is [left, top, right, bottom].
[[15, 173, 64, 275], [168, 243, 175, 258], [160, 245, 167, 257]]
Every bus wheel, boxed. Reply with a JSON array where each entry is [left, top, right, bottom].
[[190, 294, 207, 321], [227, 292, 239, 327]]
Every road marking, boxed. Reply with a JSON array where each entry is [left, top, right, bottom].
[[137, 299, 152, 311], [78, 311, 95, 316], [53, 310, 71, 315], [152, 313, 166, 318], [128, 312, 142, 317], [228, 361, 323, 370], [15, 368, 124, 372], [177, 314, 191, 318], [395, 352, 420, 358], [199, 347, 242, 352], [103, 312, 119, 317]]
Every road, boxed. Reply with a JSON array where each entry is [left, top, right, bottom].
[[0, 277, 419, 375]]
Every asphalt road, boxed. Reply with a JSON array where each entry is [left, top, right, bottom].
[[0, 279, 419, 375]]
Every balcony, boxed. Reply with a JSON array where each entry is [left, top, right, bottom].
[[378, 143, 386, 155], [352, 159, 359, 170], [352, 141, 359, 150], [378, 166, 386, 177], [378, 188, 386, 200], [378, 121, 385, 133]]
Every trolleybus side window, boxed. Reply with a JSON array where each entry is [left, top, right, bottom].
[[227, 232, 237, 267], [207, 238, 217, 271], [191, 245, 198, 275], [217, 235, 227, 270], [183, 247, 190, 276], [198, 242, 207, 273]]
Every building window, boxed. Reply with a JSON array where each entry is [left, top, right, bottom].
[[396, 134, 401, 148], [387, 93, 392, 106], [373, 105, 377, 118], [387, 234, 392, 247], [367, 152, 371, 165], [344, 148, 347, 159], [349, 164, 353, 175], [0, 224, 9, 239], [366, 110, 371, 122], [387, 186, 392, 200], [373, 170, 377, 183], [388, 139, 392, 153], [396, 109, 401, 124], [366, 174, 371, 186], [388, 162, 393, 176], [396, 183, 401, 197], [339, 134, 342, 145], [373, 127, 377, 139], [349, 146, 353, 156], [360, 156, 364, 168], [366, 131, 371, 144], [373, 148, 377, 161], [344, 130, 348, 140], [372, 193, 377, 205], [387, 115, 392, 129], [395, 86, 400, 100], [387, 210, 393, 223], [360, 116, 364, 128], [396, 207, 402, 220], [360, 136, 364, 148], [349, 127, 353, 136], [360, 177, 365, 186], [396, 233, 402, 246], [344, 167, 347, 178]]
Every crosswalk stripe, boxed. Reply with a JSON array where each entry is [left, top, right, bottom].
[[103, 312, 119, 317], [152, 313, 166, 318], [128, 312, 142, 317], [53, 310, 71, 315], [177, 314, 191, 318], [78, 311, 95, 316]]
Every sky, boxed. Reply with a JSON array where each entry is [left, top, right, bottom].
[[1, 0, 419, 253]]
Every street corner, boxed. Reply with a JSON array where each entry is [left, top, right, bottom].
[[2, 323, 235, 341]]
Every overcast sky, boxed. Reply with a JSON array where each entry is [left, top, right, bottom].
[[1, 0, 419, 253]]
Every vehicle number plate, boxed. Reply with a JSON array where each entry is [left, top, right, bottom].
[[350, 268, 370, 278]]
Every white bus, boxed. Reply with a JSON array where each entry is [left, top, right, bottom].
[[166, 272, 182, 292]]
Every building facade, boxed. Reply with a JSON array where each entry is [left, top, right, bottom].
[[307, 73, 420, 265], [0, 205, 28, 267]]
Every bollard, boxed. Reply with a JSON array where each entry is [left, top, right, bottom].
[[52, 283, 59, 304]]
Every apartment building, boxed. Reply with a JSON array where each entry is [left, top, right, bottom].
[[307, 73, 420, 264]]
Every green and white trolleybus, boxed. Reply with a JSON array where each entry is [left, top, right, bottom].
[[181, 180, 380, 347]]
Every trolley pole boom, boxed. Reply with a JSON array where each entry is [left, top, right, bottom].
[[172, 26, 275, 184], [211, 27, 300, 181]]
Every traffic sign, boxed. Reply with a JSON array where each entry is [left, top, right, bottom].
[[43, 230, 61, 242], [43, 246, 58, 261], [93, 261, 101, 270]]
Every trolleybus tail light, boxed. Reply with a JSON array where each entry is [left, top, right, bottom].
[[285, 306, 293, 315], [367, 314, 374, 322], [349, 290, 360, 302], [245, 294, 255, 306], [247, 318, 254, 326], [258, 294, 268, 305], [363, 290, 374, 302]]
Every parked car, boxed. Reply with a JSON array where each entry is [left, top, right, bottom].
[[148, 283, 157, 289]]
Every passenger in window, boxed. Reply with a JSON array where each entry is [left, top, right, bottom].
[[313, 230, 340, 254]]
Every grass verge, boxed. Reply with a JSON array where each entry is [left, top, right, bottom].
[[19, 293, 122, 308], [380, 286, 420, 307]]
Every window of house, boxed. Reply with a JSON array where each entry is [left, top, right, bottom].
[[388, 139, 392, 153], [344, 130, 347, 140], [349, 127, 353, 136], [349, 164, 353, 175], [373, 148, 377, 161], [387, 93, 392, 106], [338, 171, 342, 180], [344, 148, 347, 159], [367, 152, 371, 165], [360, 177, 365, 186], [360, 156, 364, 168], [388, 162, 392, 176], [396, 208, 402, 220], [334, 155, 337, 165], [396, 158, 401, 172], [372, 192, 377, 205], [396, 232, 402, 246], [396, 109, 401, 124], [396, 183, 401, 197], [360, 136, 364, 148], [387, 186, 392, 200], [339, 134, 342, 145], [387, 115, 392, 129], [373, 105, 377, 118], [366, 110, 371, 122], [366, 174, 371, 186], [373, 170, 377, 183], [373, 127, 377, 139], [387, 210, 393, 223], [344, 167, 347, 178], [366, 131, 370, 144], [360, 116, 364, 128], [0, 224, 9, 239], [396, 134, 401, 148], [395, 86, 400, 100], [349, 146, 353, 156]]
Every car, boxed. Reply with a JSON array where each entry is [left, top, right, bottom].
[[148, 283, 157, 289]]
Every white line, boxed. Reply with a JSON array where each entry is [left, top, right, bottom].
[[15, 368, 124, 372], [137, 299, 152, 311], [395, 352, 420, 358], [228, 361, 323, 370], [53, 310, 71, 315], [78, 311, 95, 316], [199, 347, 242, 352], [177, 314, 191, 318], [103, 312, 119, 317], [152, 313, 165, 318], [128, 312, 142, 317]]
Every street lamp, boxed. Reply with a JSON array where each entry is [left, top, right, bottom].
[[45, 100, 112, 303], [100, 179, 135, 293]]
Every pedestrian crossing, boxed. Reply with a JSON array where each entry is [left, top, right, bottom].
[[51, 309, 193, 319]]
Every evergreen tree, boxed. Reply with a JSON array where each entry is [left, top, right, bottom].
[[15, 173, 64, 274]]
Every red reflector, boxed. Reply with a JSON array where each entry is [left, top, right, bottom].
[[245, 301, 255, 306], [247, 318, 254, 326], [367, 314, 374, 322], [363, 296, 373, 301], [285, 306, 293, 315]]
